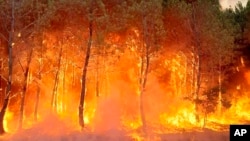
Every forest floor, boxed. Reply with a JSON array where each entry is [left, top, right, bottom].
[[0, 115, 229, 141], [0, 128, 229, 141]]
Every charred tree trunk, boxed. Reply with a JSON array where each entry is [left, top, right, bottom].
[[51, 44, 63, 113], [79, 6, 93, 129], [0, 98, 10, 134], [18, 48, 33, 130], [190, 2, 202, 123], [61, 53, 67, 112], [95, 52, 100, 97], [217, 56, 222, 115], [0, 0, 15, 134], [139, 55, 145, 133], [72, 63, 75, 87], [0, 58, 3, 105], [191, 52, 196, 97], [139, 48, 150, 135], [34, 78, 40, 121], [34, 39, 43, 121], [34, 0, 43, 122], [139, 15, 151, 135]]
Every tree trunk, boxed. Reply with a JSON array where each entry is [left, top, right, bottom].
[[34, 45, 43, 121], [0, 58, 3, 105], [18, 47, 33, 130], [217, 57, 222, 115], [95, 53, 99, 97], [34, 0, 43, 121], [139, 58, 146, 133], [0, 98, 10, 134], [0, 0, 15, 134], [61, 53, 67, 112], [34, 81, 40, 121], [139, 51, 150, 135], [51, 44, 63, 113], [139, 14, 151, 135], [79, 8, 93, 129], [191, 2, 201, 123], [72, 63, 75, 87], [195, 54, 201, 122]]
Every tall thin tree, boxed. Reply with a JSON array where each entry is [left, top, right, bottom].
[[0, 0, 15, 134], [79, 0, 94, 129]]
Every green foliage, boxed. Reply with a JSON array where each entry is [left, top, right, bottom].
[[235, 1, 248, 30]]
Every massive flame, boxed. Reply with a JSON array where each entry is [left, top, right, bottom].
[[1, 26, 250, 141]]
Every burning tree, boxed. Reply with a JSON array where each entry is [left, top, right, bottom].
[[0, 0, 57, 133], [0, 0, 250, 140], [163, 0, 236, 127], [0, 0, 15, 134], [78, 0, 108, 129], [122, 0, 166, 135]]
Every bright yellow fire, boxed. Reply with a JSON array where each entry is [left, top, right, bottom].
[[1, 27, 250, 140], [4, 109, 14, 133]]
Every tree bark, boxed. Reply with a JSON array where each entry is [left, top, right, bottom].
[[139, 49, 150, 135], [34, 42, 43, 121], [79, 5, 93, 129], [0, 0, 15, 134], [217, 56, 222, 115], [34, 80, 40, 121], [61, 52, 67, 112], [190, 2, 201, 123], [95, 53, 100, 97], [18, 48, 33, 130], [0, 58, 3, 105], [51, 43, 63, 113], [139, 15, 151, 135]]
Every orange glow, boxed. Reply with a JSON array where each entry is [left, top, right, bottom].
[[245, 71, 250, 85], [1, 26, 250, 140], [4, 39, 250, 136]]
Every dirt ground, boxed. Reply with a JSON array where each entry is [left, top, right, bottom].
[[0, 129, 229, 141]]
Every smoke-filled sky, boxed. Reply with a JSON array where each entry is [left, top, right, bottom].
[[220, 0, 247, 9]]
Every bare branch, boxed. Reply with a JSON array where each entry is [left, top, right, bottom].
[[0, 74, 8, 82], [17, 9, 33, 20], [6, 90, 11, 99], [17, 57, 25, 74], [20, 20, 36, 33], [0, 10, 11, 19], [9, 92, 19, 99], [0, 33, 8, 42]]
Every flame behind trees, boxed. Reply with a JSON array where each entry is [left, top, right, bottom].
[[0, 0, 249, 138], [163, 0, 236, 126], [123, 0, 166, 135]]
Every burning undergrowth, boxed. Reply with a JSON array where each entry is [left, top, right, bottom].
[[1, 45, 250, 140], [1, 70, 249, 141], [2, 115, 127, 141], [1, 44, 250, 140], [1, 1, 250, 140]]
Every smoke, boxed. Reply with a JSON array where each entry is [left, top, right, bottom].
[[2, 121, 229, 141], [219, 0, 247, 9], [0, 73, 231, 141], [93, 89, 123, 132], [3, 114, 130, 141]]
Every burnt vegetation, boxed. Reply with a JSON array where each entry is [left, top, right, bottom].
[[0, 0, 250, 140]]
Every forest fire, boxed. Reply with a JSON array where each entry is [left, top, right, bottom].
[[1, 0, 250, 141]]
